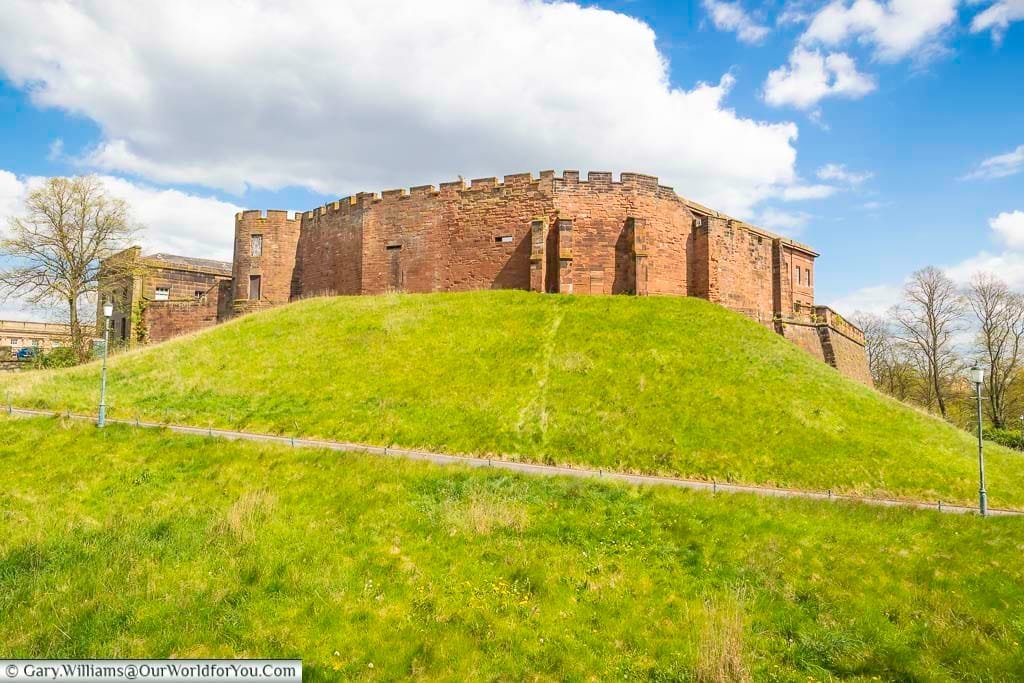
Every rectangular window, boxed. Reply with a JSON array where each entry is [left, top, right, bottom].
[[194, 289, 205, 299], [806, 268, 812, 286], [154, 287, 170, 301], [385, 243, 402, 251], [31, 338, 42, 347], [120, 318, 127, 341], [495, 235, 514, 243], [10, 339, 20, 346], [251, 234, 263, 257], [795, 266, 802, 285], [249, 275, 262, 300]]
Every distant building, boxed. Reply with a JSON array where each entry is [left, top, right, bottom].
[[98, 170, 871, 384], [98, 247, 232, 345], [0, 319, 71, 358]]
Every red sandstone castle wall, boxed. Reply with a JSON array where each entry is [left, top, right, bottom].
[[702, 217, 775, 324], [442, 173, 553, 293], [218, 170, 870, 385], [551, 172, 690, 295], [775, 243, 816, 319], [233, 210, 301, 312], [296, 201, 364, 297]]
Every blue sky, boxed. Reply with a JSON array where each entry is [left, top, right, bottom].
[[0, 0, 1022, 319]]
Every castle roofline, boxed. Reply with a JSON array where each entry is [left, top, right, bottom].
[[143, 252, 233, 276], [0, 319, 72, 331], [268, 170, 819, 257], [680, 198, 819, 257]]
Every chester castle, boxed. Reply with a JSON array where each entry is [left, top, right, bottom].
[[100, 170, 871, 384]]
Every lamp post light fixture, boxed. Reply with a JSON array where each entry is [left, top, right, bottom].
[[970, 363, 987, 516], [98, 301, 114, 428]]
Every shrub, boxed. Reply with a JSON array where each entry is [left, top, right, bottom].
[[988, 428, 1024, 452], [32, 347, 79, 369]]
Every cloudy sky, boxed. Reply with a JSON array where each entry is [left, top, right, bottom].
[[0, 0, 1022, 319]]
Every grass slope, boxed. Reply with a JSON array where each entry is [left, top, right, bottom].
[[4, 291, 1021, 508], [2, 418, 1023, 680]]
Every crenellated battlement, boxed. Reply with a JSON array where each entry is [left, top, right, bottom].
[[238, 170, 808, 258], [235, 209, 301, 222], [257, 171, 695, 224]]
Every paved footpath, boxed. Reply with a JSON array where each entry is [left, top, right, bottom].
[[7, 406, 1021, 517]]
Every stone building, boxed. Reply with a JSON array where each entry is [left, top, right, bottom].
[[0, 320, 71, 358], [99, 247, 232, 344], [100, 170, 871, 384]]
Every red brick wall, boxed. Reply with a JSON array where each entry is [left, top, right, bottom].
[[551, 172, 691, 296], [824, 328, 873, 386], [776, 321, 827, 363], [295, 201, 364, 297], [294, 174, 555, 297], [145, 298, 221, 343], [442, 173, 552, 293], [232, 210, 301, 313], [773, 243, 817, 321], [141, 267, 230, 343], [704, 217, 775, 324]]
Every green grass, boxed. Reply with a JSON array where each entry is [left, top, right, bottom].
[[4, 290, 1021, 508], [1, 417, 1023, 680]]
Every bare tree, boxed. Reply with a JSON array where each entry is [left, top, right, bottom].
[[0, 176, 137, 361], [965, 273, 1024, 428], [852, 311, 917, 400], [852, 312, 889, 384], [891, 267, 965, 419]]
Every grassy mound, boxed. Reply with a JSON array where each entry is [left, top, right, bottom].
[[4, 290, 1021, 507], [1, 417, 1023, 679]]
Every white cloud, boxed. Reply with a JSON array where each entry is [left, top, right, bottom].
[[780, 183, 838, 200], [970, 0, 1024, 44], [945, 251, 1024, 289], [47, 139, 64, 162], [801, 0, 959, 62], [703, 0, 770, 44], [0, 170, 27, 221], [764, 47, 876, 109], [754, 207, 813, 235], [778, 0, 816, 26], [0, 0, 805, 218], [764, 0, 958, 116], [0, 170, 241, 262], [817, 163, 874, 185], [829, 283, 903, 315], [962, 144, 1024, 180], [990, 210, 1024, 250], [97, 177, 242, 261]]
